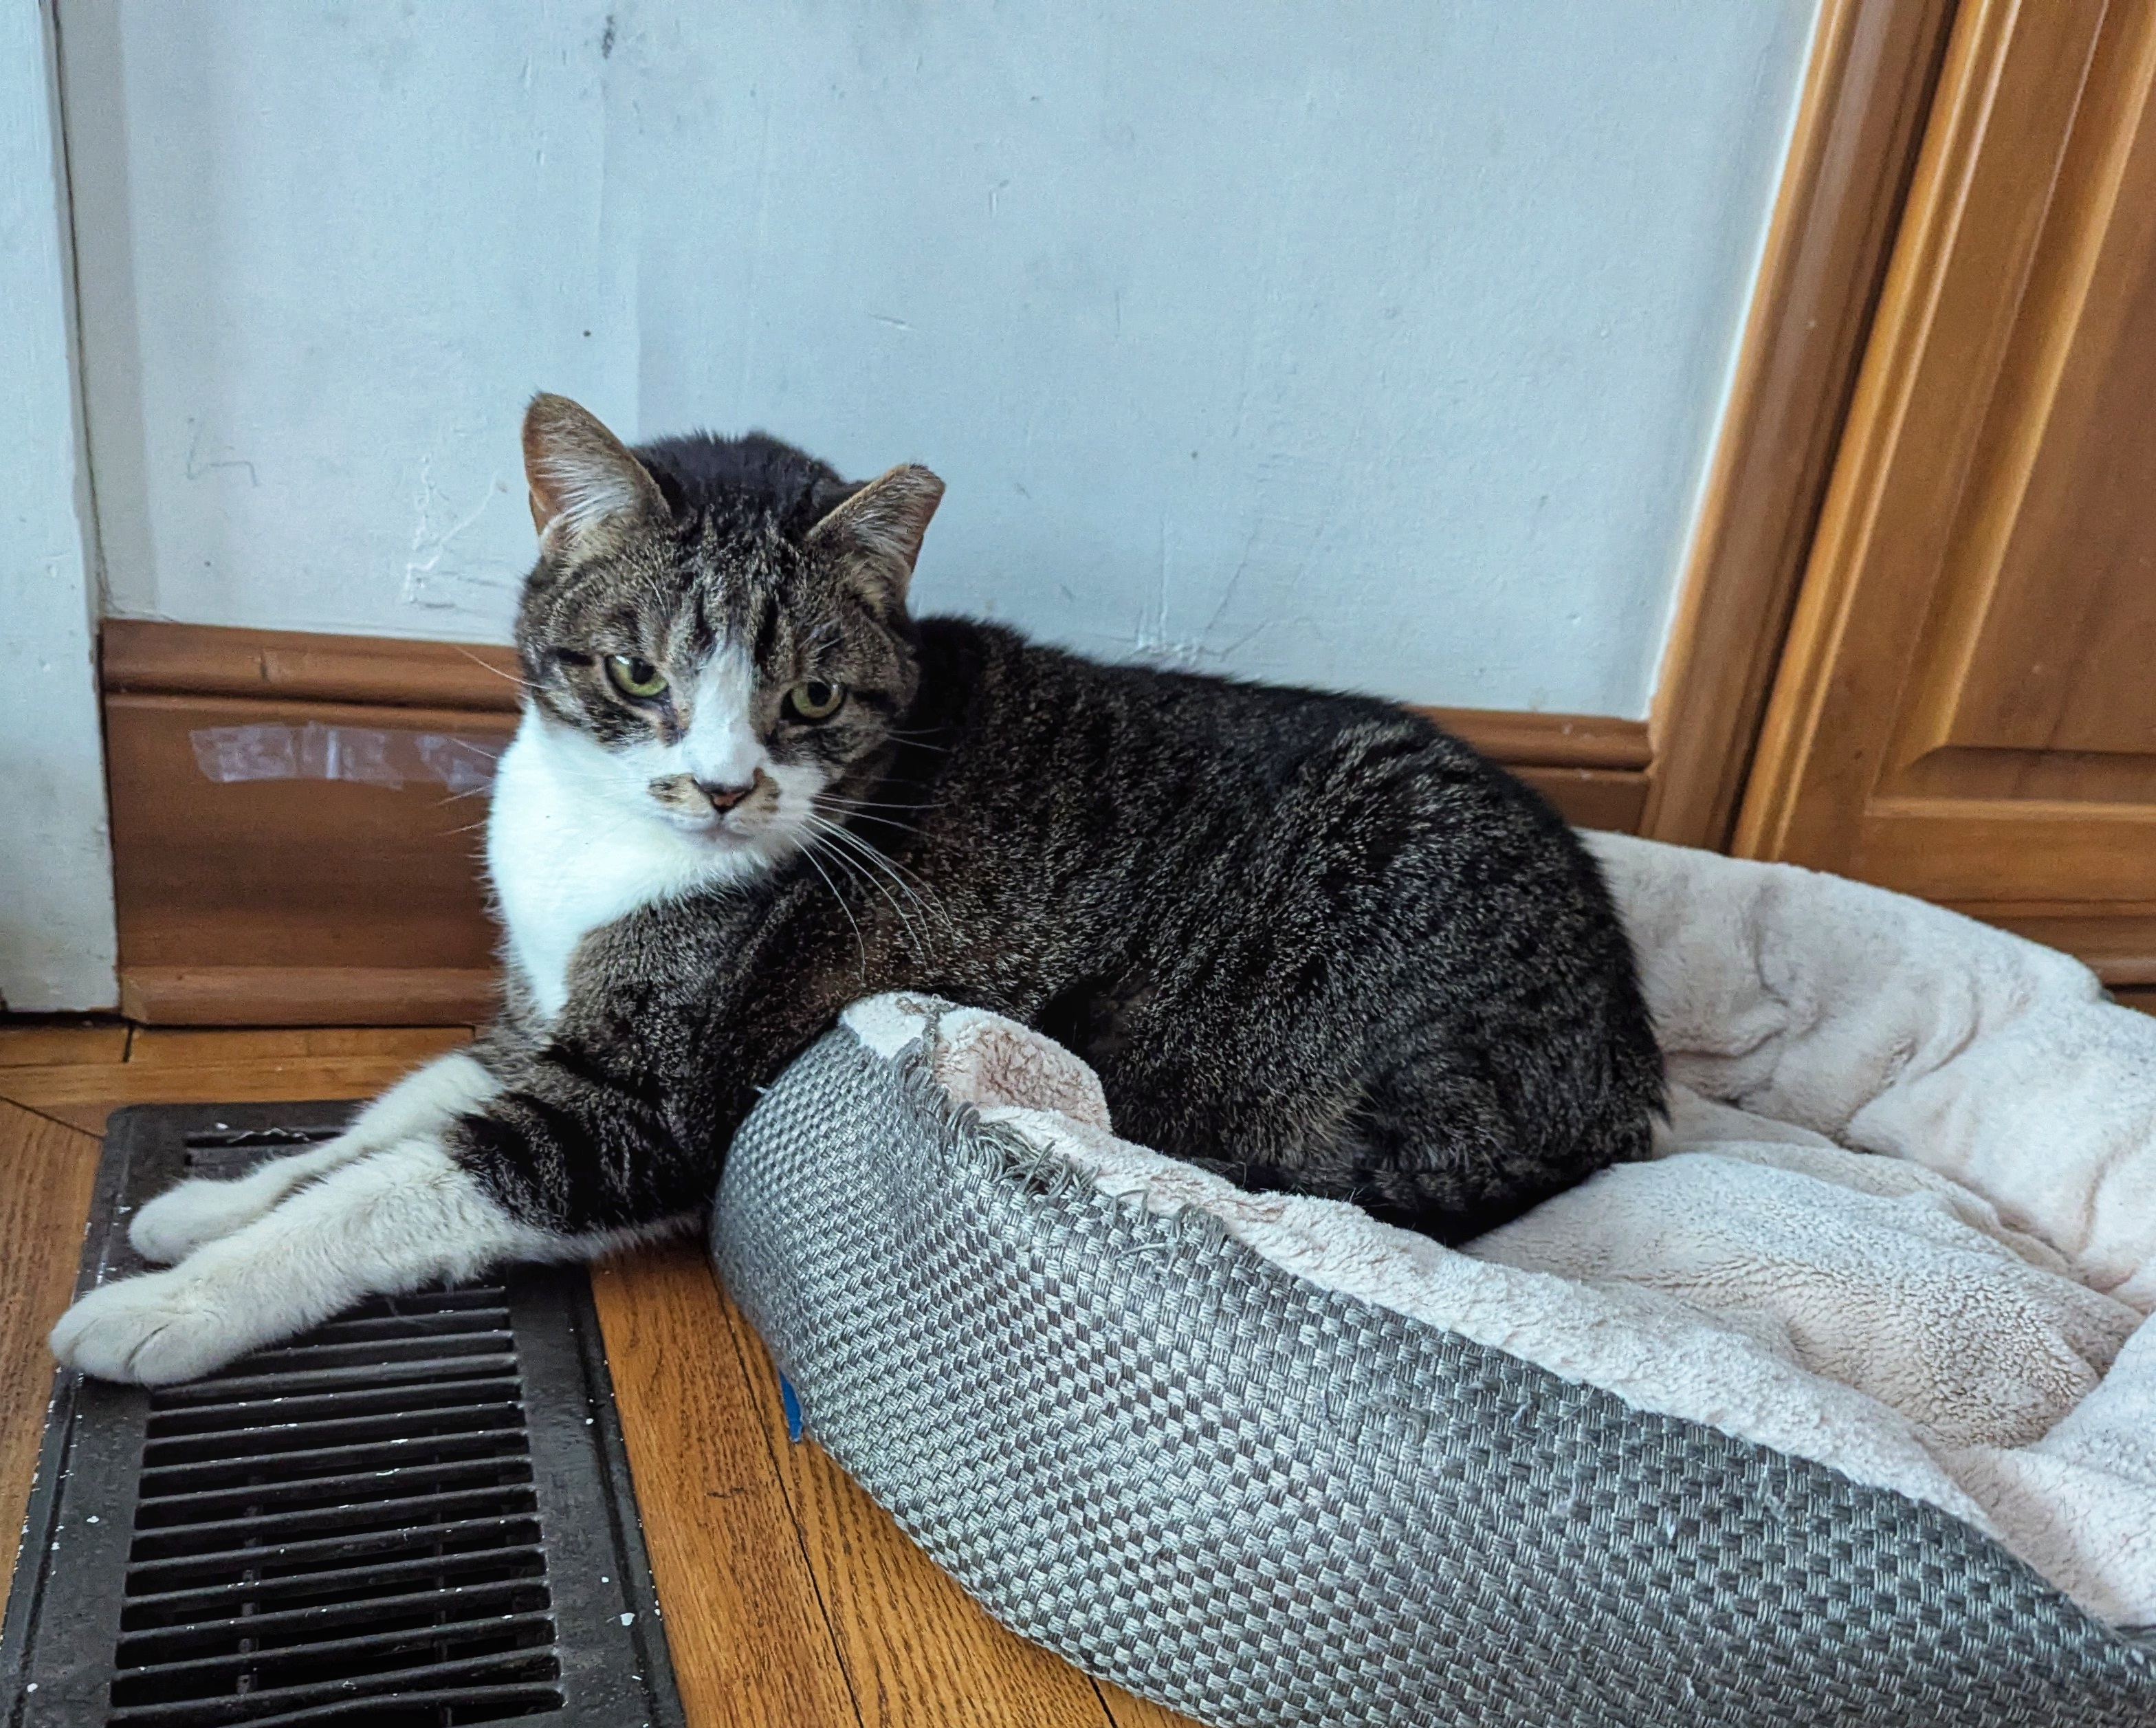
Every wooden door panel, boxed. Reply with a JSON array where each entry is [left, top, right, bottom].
[[1851, 801, 2156, 903], [1915, 2, 2156, 763], [1740, 0, 2156, 978]]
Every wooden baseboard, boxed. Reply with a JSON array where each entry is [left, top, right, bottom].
[[117, 967, 500, 1028], [104, 621, 517, 1027], [103, 617, 522, 710], [102, 619, 1656, 1026], [1414, 705, 1651, 836]]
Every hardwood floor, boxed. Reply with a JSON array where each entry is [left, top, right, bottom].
[[0, 1021, 1200, 1727], [0, 1098, 101, 1645]]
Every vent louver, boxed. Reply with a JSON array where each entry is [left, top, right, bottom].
[[3, 1105, 682, 1728]]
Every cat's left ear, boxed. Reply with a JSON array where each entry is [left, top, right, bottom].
[[806, 463, 945, 600]]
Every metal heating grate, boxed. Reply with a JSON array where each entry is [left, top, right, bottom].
[[2, 1104, 682, 1727]]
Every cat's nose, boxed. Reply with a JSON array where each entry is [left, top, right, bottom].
[[696, 776, 757, 813]]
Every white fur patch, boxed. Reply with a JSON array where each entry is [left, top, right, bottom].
[[129, 1050, 500, 1264], [488, 647, 838, 1018], [54, 1135, 566, 1386], [489, 710, 767, 1018], [678, 644, 762, 790]]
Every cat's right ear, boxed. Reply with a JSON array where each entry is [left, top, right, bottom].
[[521, 393, 663, 560]]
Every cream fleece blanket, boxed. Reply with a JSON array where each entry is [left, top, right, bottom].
[[845, 833, 2156, 1626]]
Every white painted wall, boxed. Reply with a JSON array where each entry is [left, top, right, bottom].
[[0, 1, 118, 1012], [65, 0, 1816, 719]]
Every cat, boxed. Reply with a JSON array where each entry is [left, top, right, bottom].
[[50, 393, 1662, 1385]]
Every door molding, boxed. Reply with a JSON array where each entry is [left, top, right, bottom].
[[1731, 0, 2156, 988], [1644, 0, 1959, 850], [1735, 0, 2124, 864]]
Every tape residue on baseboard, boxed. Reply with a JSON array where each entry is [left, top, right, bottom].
[[190, 723, 501, 793]]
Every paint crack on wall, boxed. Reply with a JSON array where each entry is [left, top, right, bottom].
[[400, 453, 509, 617]]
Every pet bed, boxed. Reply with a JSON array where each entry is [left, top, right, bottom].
[[710, 833, 2156, 1727]]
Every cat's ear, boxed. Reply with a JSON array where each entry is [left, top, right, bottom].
[[521, 393, 663, 558], [806, 463, 945, 599]]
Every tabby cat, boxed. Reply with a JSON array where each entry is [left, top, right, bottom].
[[52, 394, 1662, 1384]]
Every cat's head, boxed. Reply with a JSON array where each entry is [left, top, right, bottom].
[[510, 393, 942, 871]]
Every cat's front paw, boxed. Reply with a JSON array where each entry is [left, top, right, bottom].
[[49, 1271, 262, 1386], [130, 1177, 273, 1264]]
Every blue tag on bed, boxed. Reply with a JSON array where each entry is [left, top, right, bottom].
[[778, 1371, 804, 1443]]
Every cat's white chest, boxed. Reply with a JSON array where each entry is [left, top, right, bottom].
[[487, 712, 738, 1020]]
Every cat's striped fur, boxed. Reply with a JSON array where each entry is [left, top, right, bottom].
[[52, 393, 1661, 1384]]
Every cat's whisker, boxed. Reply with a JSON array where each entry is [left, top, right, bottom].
[[815, 792, 943, 815], [810, 798, 935, 839], [795, 842, 870, 979], [803, 831, 929, 961], [435, 783, 499, 807], [813, 829, 934, 954], [817, 813, 928, 833], [831, 812, 928, 842], [800, 815, 943, 952], [808, 810, 949, 904], [815, 810, 933, 825], [803, 813, 954, 942], [450, 644, 536, 694]]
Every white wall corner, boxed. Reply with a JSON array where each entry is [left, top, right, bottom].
[[0, 0, 118, 1012]]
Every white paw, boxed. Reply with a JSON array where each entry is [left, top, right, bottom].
[[130, 1177, 277, 1264], [49, 1271, 265, 1386]]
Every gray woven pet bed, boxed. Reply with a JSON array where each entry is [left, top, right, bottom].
[[713, 1018, 2156, 1727], [712, 833, 2156, 1725]]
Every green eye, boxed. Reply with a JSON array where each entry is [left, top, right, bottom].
[[606, 655, 668, 700], [784, 679, 845, 721]]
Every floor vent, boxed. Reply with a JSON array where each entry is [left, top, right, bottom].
[[3, 1103, 683, 1728]]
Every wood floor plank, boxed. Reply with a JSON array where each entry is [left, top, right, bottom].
[[0, 1056, 418, 1134], [591, 1243, 861, 1728], [0, 1021, 130, 1067], [717, 1285, 1116, 1728], [0, 1100, 100, 1628], [123, 1025, 473, 1065]]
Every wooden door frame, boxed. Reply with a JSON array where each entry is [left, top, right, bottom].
[[1733, 0, 2125, 868], [1727, 0, 2156, 994], [1642, 0, 1959, 851]]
